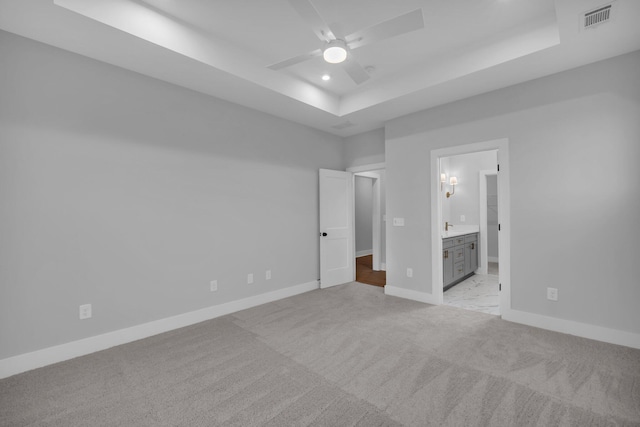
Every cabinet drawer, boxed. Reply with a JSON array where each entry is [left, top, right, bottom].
[[443, 238, 455, 249], [464, 233, 478, 243], [453, 246, 464, 261], [453, 261, 465, 280], [453, 236, 465, 246]]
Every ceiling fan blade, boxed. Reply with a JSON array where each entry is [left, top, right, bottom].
[[346, 9, 424, 50], [343, 59, 370, 85], [267, 49, 322, 70], [286, 0, 335, 42]]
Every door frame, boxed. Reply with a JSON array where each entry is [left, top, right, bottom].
[[347, 162, 385, 276], [430, 139, 511, 313]]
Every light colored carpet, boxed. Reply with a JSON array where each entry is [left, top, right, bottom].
[[2, 282, 639, 426]]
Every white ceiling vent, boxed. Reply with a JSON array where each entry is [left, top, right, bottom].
[[331, 121, 355, 130], [583, 4, 613, 29]]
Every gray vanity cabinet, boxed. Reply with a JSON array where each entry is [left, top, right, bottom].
[[443, 247, 454, 285], [442, 238, 455, 285], [464, 234, 478, 275], [443, 232, 478, 290]]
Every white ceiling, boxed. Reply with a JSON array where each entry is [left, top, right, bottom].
[[1, 0, 639, 137]]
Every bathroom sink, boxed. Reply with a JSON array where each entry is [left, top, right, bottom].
[[442, 225, 480, 238], [443, 230, 467, 238]]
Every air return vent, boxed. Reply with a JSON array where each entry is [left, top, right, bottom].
[[331, 121, 355, 130], [583, 4, 612, 29]]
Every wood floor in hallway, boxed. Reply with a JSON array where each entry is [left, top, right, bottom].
[[355, 255, 386, 287]]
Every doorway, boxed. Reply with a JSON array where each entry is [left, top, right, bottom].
[[430, 139, 511, 316], [348, 164, 386, 287], [480, 171, 499, 276], [439, 151, 498, 314]]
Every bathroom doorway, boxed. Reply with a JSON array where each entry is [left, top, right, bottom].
[[439, 151, 499, 314], [430, 139, 511, 316]]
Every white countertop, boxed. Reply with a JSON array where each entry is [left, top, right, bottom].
[[441, 225, 479, 238]]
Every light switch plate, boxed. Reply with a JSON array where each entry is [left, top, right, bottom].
[[406, 268, 413, 278], [247, 273, 254, 284], [393, 218, 405, 226], [547, 287, 558, 301], [210, 280, 218, 292]]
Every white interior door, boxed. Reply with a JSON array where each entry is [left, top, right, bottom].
[[319, 169, 354, 288]]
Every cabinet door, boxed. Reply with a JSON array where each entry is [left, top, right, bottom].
[[465, 241, 478, 274], [443, 248, 454, 287]]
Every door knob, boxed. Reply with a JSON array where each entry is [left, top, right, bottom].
[[321, 232, 328, 236]]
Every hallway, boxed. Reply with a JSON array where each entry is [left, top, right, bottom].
[[355, 255, 386, 287]]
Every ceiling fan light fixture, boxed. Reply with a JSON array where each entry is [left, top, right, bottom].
[[323, 40, 347, 64]]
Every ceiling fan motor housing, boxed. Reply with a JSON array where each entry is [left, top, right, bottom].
[[323, 39, 348, 63]]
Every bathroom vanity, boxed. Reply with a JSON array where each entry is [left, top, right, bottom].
[[443, 232, 478, 290]]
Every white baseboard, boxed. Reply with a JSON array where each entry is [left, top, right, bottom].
[[0, 280, 319, 379], [384, 285, 439, 305], [501, 308, 640, 350], [356, 250, 373, 258], [380, 262, 386, 271], [488, 256, 499, 263]]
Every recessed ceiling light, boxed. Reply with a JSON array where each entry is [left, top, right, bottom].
[[321, 74, 331, 81], [323, 40, 347, 64]]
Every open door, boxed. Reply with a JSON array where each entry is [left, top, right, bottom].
[[319, 169, 354, 288]]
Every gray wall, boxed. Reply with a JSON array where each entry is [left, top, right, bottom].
[[343, 128, 385, 168], [443, 150, 496, 226], [0, 32, 344, 359], [354, 176, 373, 254], [385, 50, 640, 334]]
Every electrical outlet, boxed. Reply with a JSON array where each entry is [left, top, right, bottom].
[[547, 287, 558, 301], [265, 270, 271, 280], [79, 304, 92, 320], [210, 280, 218, 292], [460, 215, 466, 222], [247, 273, 254, 284], [406, 268, 413, 278]]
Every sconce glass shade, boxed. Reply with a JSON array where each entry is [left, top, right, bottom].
[[449, 176, 458, 186], [440, 173, 446, 183]]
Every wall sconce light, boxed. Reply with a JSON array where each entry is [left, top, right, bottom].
[[440, 173, 446, 191], [446, 176, 458, 198]]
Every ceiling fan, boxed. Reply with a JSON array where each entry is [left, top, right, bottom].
[[268, 0, 425, 85]]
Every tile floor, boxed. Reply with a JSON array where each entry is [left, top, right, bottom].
[[444, 263, 500, 315]]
